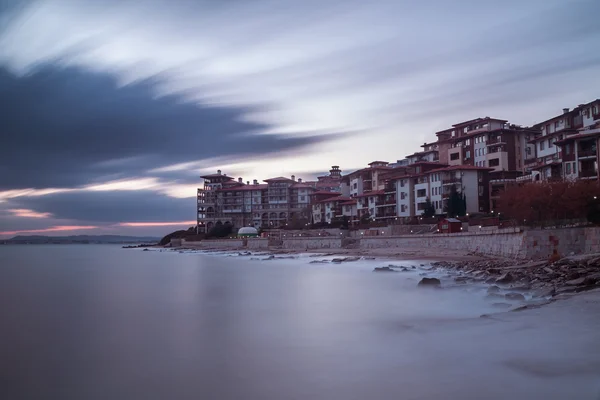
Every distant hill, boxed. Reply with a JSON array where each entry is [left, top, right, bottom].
[[2, 235, 160, 245]]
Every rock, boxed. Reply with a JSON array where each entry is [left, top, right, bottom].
[[492, 302, 512, 309], [507, 284, 531, 292], [495, 272, 514, 284], [373, 266, 397, 272], [417, 277, 441, 287], [505, 292, 526, 301], [411, 266, 416, 269], [487, 268, 500, 275], [532, 287, 555, 298], [309, 260, 329, 264], [565, 277, 586, 286], [331, 256, 360, 263], [586, 256, 600, 267], [555, 286, 578, 295], [487, 285, 501, 294], [485, 277, 497, 284], [543, 267, 554, 274], [454, 276, 470, 283]]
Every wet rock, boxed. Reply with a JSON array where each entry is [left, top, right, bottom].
[[454, 276, 470, 283], [533, 287, 555, 298], [262, 255, 275, 260], [496, 272, 514, 284], [565, 277, 586, 286], [417, 277, 441, 287], [543, 267, 554, 274], [505, 292, 526, 301], [309, 260, 329, 264], [492, 302, 512, 309], [485, 277, 497, 284], [487, 285, 501, 294], [373, 266, 397, 272], [555, 286, 578, 295], [331, 256, 360, 263]]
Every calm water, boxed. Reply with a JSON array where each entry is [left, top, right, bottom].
[[1, 245, 599, 400]]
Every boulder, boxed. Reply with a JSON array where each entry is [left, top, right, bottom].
[[418, 277, 441, 287], [505, 292, 526, 301], [495, 272, 514, 284], [532, 287, 555, 298], [373, 266, 397, 273], [487, 285, 501, 294], [565, 277, 586, 286]]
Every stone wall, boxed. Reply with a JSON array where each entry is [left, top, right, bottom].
[[521, 227, 600, 259], [281, 237, 342, 250], [246, 238, 269, 249], [182, 239, 244, 249]]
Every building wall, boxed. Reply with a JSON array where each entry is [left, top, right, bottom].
[[448, 147, 463, 166], [396, 178, 413, 217], [429, 173, 443, 213], [485, 151, 509, 172], [461, 171, 481, 214], [414, 181, 429, 215], [474, 134, 487, 167]]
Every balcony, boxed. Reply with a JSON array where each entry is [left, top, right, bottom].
[[578, 149, 597, 159], [442, 178, 461, 185], [580, 169, 598, 179], [524, 158, 537, 165]]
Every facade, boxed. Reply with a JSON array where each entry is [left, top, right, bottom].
[[344, 161, 393, 198], [196, 172, 314, 232]]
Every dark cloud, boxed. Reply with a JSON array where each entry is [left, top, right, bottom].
[[0, 65, 336, 190], [9, 190, 193, 223]]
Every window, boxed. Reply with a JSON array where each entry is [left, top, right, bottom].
[[400, 180, 405, 187], [401, 205, 406, 212], [489, 158, 500, 167], [465, 150, 471, 159], [300, 196, 305, 201], [593, 105, 599, 115], [478, 186, 484, 196], [450, 153, 460, 161], [540, 141, 545, 151], [566, 163, 571, 174], [417, 189, 427, 198], [465, 139, 471, 146], [573, 162, 577, 174], [565, 144, 571, 154], [555, 121, 560, 129], [400, 192, 406, 200], [548, 139, 553, 148]]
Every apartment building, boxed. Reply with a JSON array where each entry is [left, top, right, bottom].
[[434, 117, 534, 174], [312, 195, 353, 224], [340, 161, 393, 198], [405, 142, 440, 164], [196, 171, 314, 232], [526, 100, 600, 182], [305, 166, 343, 192]]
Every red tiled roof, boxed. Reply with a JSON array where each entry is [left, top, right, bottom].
[[554, 129, 600, 145], [528, 129, 577, 143], [312, 190, 340, 196], [290, 183, 314, 189], [406, 149, 437, 157], [216, 184, 267, 192], [200, 174, 235, 180], [339, 200, 356, 205], [354, 190, 384, 198], [263, 177, 295, 182], [426, 165, 494, 174], [452, 117, 508, 127]]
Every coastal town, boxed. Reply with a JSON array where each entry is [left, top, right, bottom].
[[196, 98, 600, 233]]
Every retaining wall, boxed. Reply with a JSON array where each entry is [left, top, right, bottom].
[[182, 239, 244, 249], [246, 238, 269, 249], [277, 227, 600, 259]]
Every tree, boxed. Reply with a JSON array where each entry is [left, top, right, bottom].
[[445, 185, 467, 217], [207, 224, 233, 238], [360, 212, 372, 224], [422, 197, 436, 218]]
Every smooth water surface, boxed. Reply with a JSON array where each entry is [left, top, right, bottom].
[[1, 245, 599, 399]]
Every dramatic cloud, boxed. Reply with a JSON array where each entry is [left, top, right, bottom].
[[1, 0, 599, 236]]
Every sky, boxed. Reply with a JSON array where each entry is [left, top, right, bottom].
[[1, 0, 599, 238]]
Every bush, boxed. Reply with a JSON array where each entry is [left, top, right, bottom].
[[207, 224, 233, 238]]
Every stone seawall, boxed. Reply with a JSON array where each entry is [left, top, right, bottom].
[[246, 238, 269, 249], [281, 237, 342, 250], [182, 239, 244, 249], [278, 227, 600, 259]]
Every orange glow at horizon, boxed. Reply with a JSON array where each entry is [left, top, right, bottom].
[[0, 225, 98, 236], [117, 221, 196, 227]]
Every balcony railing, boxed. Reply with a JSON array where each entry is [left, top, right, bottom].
[[578, 149, 597, 158], [580, 169, 598, 178]]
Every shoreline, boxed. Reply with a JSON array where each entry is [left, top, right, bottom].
[[160, 244, 600, 311]]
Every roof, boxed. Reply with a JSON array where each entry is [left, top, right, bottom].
[[528, 129, 577, 143], [554, 129, 600, 146], [216, 184, 267, 192], [534, 99, 600, 126], [452, 117, 508, 127], [319, 196, 352, 204], [312, 190, 341, 196], [443, 218, 462, 223], [354, 190, 384, 198], [263, 177, 295, 183], [427, 165, 494, 174], [290, 183, 314, 189], [200, 174, 235, 180], [339, 200, 357, 205], [406, 149, 437, 158], [368, 161, 389, 165]]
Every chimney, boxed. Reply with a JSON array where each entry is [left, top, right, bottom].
[[563, 108, 569, 114], [246, 181, 250, 185], [298, 178, 302, 183], [238, 177, 243, 183], [253, 179, 258, 185], [291, 175, 295, 181], [217, 170, 221, 175]]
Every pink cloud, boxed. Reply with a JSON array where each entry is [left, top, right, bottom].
[[117, 221, 196, 227], [0, 225, 98, 236], [8, 208, 53, 218]]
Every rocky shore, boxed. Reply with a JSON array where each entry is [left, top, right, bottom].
[[431, 253, 600, 306]]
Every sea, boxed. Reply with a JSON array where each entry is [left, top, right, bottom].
[[1, 245, 599, 400]]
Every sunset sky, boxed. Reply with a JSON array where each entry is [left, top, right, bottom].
[[1, 0, 599, 238]]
